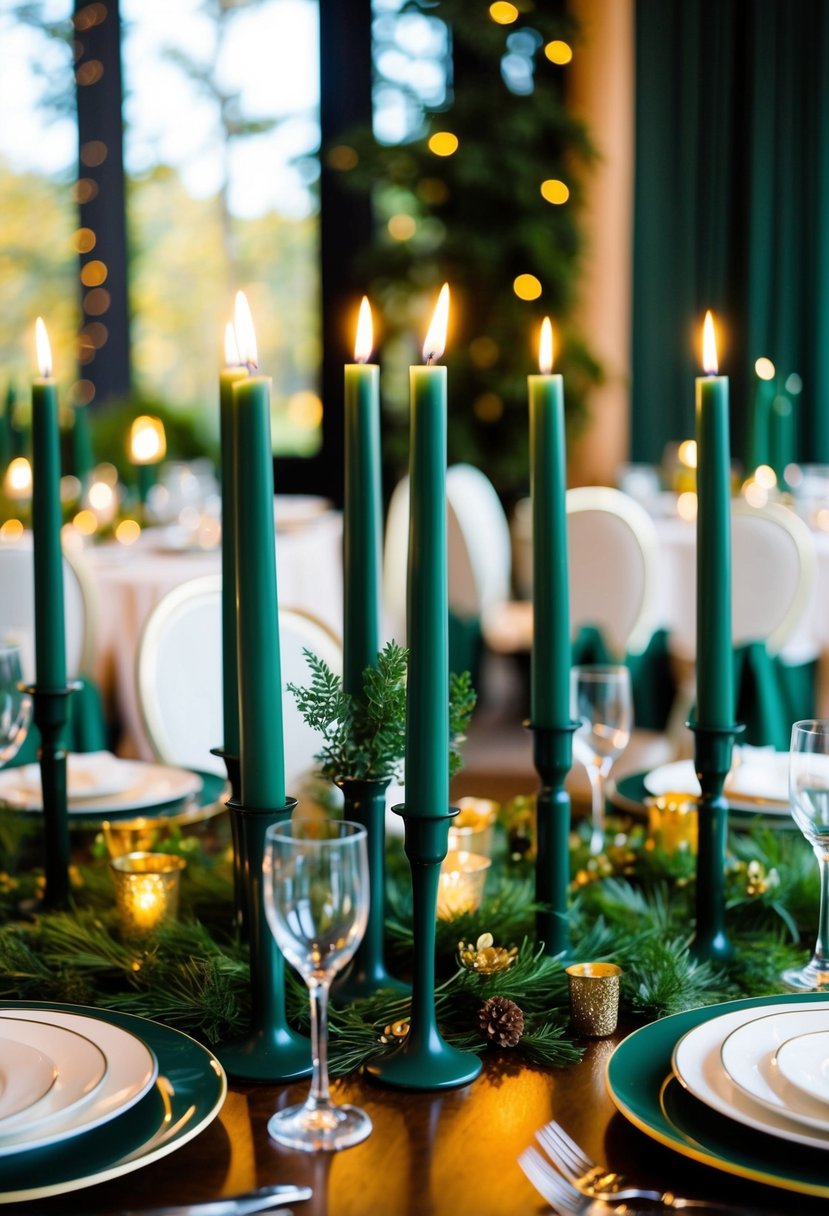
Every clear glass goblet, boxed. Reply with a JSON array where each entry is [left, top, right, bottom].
[[263, 818, 371, 1151], [0, 644, 32, 767], [571, 664, 633, 855], [783, 720, 829, 991]]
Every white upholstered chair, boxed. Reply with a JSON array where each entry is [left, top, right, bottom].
[[137, 574, 343, 789]]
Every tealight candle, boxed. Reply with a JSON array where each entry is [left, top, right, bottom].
[[110, 852, 186, 936], [565, 961, 622, 1037], [645, 794, 698, 856], [449, 797, 498, 857], [436, 850, 491, 919]]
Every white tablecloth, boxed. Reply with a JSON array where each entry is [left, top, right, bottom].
[[83, 511, 343, 758]]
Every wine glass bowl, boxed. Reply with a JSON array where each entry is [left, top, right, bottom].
[[783, 721, 829, 991], [0, 644, 32, 767], [263, 817, 371, 1151], [571, 665, 633, 855]]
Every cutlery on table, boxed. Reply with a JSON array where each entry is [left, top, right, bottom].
[[118, 1184, 312, 1216], [519, 1145, 784, 1216]]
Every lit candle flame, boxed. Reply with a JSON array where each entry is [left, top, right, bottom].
[[233, 290, 258, 371], [354, 296, 373, 363], [422, 283, 450, 363], [224, 321, 241, 367], [130, 416, 167, 464], [539, 317, 554, 374], [702, 310, 718, 375], [35, 317, 52, 378]]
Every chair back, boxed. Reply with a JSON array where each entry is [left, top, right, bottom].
[[137, 574, 343, 786], [668, 501, 816, 661], [567, 486, 659, 657], [0, 534, 94, 682]]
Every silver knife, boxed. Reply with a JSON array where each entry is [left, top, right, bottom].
[[119, 1184, 311, 1216]]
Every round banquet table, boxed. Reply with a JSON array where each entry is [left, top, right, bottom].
[[82, 510, 343, 759], [21, 1024, 820, 1216]]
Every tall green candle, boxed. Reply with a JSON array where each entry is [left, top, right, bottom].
[[232, 292, 286, 809], [696, 311, 734, 729], [529, 317, 570, 729], [747, 357, 774, 472], [769, 392, 795, 481], [32, 318, 67, 690], [220, 323, 248, 756], [344, 297, 381, 698], [71, 404, 95, 488], [405, 284, 450, 818]]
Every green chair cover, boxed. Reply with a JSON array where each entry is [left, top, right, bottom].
[[733, 642, 817, 750], [571, 625, 676, 732], [449, 611, 484, 683], [13, 677, 109, 767]]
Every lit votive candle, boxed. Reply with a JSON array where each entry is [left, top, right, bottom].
[[566, 962, 622, 1037], [449, 797, 499, 857], [436, 850, 491, 919], [110, 852, 186, 936], [645, 794, 698, 856]]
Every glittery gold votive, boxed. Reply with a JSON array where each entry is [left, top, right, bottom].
[[566, 962, 622, 1037], [103, 817, 168, 859], [449, 797, 499, 857], [110, 852, 186, 936], [436, 851, 491, 919], [645, 793, 698, 856]]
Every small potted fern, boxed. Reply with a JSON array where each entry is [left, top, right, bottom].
[[289, 640, 476, 996]]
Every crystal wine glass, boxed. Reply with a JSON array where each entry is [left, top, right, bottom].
[[783, 720, 829, 991], [0, 644, 31, 768], [263, 818, 371, 1151], [571, 665, 633, 855]]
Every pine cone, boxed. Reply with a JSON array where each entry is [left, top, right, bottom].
[[479, 996, 524, 1047]]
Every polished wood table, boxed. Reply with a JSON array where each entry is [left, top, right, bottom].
[[26, 1023, 824, 1216]]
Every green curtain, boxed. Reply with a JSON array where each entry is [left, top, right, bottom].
[[632, 0, 829, 465]]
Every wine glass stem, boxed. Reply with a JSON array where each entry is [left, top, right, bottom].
[[587, 763, 609, 854], [814, 848, 829, 971], [306, 976, 331, 1110]]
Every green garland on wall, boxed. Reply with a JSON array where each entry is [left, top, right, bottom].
[[0, 811, 816, 1076]]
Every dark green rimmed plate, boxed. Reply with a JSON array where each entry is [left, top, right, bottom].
[[607, 993, 829, 1198], [0, 1001, 226, 1204], [610, 771, 792, 824]]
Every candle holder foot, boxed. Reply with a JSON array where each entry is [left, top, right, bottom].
[[687, 720, 745, 963], [23, 682, 81, 911], [529, 722, 579, 958], [335, 778, 410, 1000], [216, 797, 311, 1083], [366, 807, 481, 1091]]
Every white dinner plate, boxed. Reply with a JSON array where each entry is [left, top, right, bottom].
[[720, 1009, 829, 1133], [776, 1028, 829, 1107], [0, 1019, 106, 1138], [0, 760, 202, 815], [0, 1040, 56, 1126], [672, 999, 829, 1150], [2, 753, 137, 803], [0, 1009, 156, 1154], [644, 753, 791, 814]]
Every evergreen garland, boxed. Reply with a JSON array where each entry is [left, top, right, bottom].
[[0, 810, 818, 1076]]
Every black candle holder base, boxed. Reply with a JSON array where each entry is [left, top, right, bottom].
[[366, 806, 482, 1091], [688, 719, 745, 963], [210, 747, 243, 935], [22, 681, 80, 911], [528, 721, 579, 958]]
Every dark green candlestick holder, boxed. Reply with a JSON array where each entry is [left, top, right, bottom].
[[23, 682, 79, 911], [216, 797, 311, 1083], [210, 747, 242, 935], [335, 778, 409, 999], [366, 806, 482, 1091], [689, 719, 744, 962], [530, 722, 578, 958]]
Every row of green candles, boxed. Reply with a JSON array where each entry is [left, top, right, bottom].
[[28, 299, 733, 819]]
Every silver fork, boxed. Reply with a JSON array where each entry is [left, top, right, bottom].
[[536, 1120, 664, 1202], [524, 1136, 783, 1215]]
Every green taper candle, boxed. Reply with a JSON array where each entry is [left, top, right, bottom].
[[71, 404, 95, 488], [232, 291, 286, 809], [769, 392, 795, 481], [695, 311, 734, 729], [747, 358, 774, 472], [32, 319, 67, 690], [220, 322, 248, 756], [406, 284, 450, 818], [529, 317, 570, 729], [344, 297, 382, 697]]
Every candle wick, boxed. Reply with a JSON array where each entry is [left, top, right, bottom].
[[245, 360, 258, 375], [426, 353, 434, 367]]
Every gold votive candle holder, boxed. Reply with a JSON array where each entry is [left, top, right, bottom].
[[449, 797, 499, 857], [566, 962, 623, 1037], [436, 851, 491, 920], [645, 792, 698, 856], [103, 817, 168, 859], [110, 852, 186, 937]]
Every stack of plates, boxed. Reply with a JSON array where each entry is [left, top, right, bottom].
[[0, 1001, 225, 1204], [0, 752, 225, 823], [607, 993, 829, 1197]]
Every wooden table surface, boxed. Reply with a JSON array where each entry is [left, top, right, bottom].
[[25, 1022, 826, 1216]]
